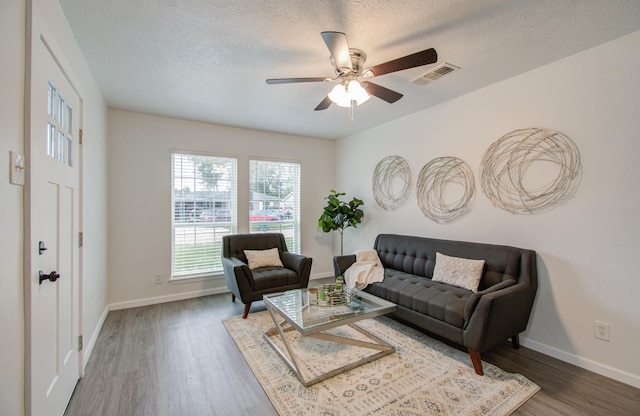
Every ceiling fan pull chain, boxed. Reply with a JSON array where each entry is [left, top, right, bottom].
[[348, 99, 355, 125]]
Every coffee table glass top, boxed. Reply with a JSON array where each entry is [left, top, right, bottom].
[[263, 287, 396, 334]]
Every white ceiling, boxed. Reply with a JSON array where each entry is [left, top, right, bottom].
[[58, 0, 640, 140]]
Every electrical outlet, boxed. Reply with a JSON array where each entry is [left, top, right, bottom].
[[154, 274, 163, 284], [594, 320, 610, 342]]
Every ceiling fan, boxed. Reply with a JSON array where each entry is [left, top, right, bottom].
[[266, 31, 438, 116]]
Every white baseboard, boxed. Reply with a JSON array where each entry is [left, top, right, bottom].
[[109, 286, 230, 311], [82, 305, 109, 369], [110, 273, 333, 312], [520, 336, 640, 389]]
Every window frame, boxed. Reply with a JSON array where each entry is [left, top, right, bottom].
[[248, 157, 301, 254], [171, 150, 238, 280]]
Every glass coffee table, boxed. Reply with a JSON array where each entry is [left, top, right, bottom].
[[263, 287, 396, 387]]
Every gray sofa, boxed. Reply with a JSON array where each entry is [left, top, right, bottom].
[[333, 233, 537, 375]]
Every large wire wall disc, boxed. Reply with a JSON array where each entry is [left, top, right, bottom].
[[480, 127, 582, 215]]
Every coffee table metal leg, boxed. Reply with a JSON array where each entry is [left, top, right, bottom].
[[264, 305, 307, 383], [263, 306, 395, 387]]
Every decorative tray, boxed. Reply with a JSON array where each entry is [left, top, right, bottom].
[[309, 284, 351, 306]]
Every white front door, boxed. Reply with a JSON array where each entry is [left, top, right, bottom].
[[26, 9, 82, 416]]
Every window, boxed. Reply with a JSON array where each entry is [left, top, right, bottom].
[[172, 152, 237, 279], [249, 159, 301, 253], [47, 80, 73, 166]]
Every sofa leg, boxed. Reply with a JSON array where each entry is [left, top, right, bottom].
[[468, 348, 484, 376], [242, 303, 251, 319], [511, 334, 520, 349], [231, 294, 236, 302]]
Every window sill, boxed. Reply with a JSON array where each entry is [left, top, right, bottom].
[[170, 272, 224, 285]]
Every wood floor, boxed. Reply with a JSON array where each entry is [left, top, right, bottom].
[[65, 291, 640, 416]]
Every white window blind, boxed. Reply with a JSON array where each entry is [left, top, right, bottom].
[[249, 159, 301, 253], [172, 152, 237, 279]]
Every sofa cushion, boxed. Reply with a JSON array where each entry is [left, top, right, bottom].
[[432, 252, 485, 292], [365, 269, 471, 328]]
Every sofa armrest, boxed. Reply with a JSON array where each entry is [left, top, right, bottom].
[[463, 280, 516, 325], [463, 280, 537, 352], [333, 254, 357, 277], [281, 252, 312, 286], [222, 257, 254, 302]]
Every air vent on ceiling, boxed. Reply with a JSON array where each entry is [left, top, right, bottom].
[[411, 63, 460, 86]]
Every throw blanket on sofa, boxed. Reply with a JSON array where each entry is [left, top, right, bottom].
[[344, 249, 384, 289]]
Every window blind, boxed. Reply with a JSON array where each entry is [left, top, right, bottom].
[[249, 159, 301, 253], [172, 152, 237, 278]]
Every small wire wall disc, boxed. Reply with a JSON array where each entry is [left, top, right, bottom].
[[479, 127, 582, 215], [416, 157, 475, 224], [372, 156, 412, 211]]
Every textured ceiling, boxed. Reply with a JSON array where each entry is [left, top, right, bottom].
[[58, 0, 640, 140]]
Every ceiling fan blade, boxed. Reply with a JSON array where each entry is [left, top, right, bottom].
[[365, 48, 437, 77], [363, 82, 403, 103], [314, 96, 333, 111], [266, 77, 328, 84], [321, 31, 353, 73]]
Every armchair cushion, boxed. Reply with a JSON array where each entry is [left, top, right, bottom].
[[244, 248, 284, 269], [251, 267, 298, 291]]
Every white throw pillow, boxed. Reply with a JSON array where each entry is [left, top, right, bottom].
[[244, 248, 283, 269], [432, 252, 485, 292]]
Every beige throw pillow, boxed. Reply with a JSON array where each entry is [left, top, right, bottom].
[[432, 252, 485, 292], [244, 248, 283, 269]]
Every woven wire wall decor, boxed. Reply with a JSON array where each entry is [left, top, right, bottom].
[[372, 156, 412, 211], [479, 127, 582, 215], [416, 157, 475, 224]]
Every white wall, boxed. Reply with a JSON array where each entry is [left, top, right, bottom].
[[0, 1, 26, 414], [107, 110, 336, 308], [0, 1, 109, 414], [336, 31, 640, 387]]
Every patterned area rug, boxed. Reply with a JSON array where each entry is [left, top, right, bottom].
[[223, 311, 539, 416]]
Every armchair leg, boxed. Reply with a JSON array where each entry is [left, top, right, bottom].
[[242, 303, 251, 319], [511, 334, 520, 349], [231, 294, 236, 302], [468, 348, 484, 376]]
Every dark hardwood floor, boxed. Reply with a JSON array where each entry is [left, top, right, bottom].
[[65, 290, 640, 416]]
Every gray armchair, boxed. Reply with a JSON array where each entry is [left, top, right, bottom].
[[222, 233, 312, 318]]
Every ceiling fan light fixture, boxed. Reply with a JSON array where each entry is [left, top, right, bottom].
[[328, 80, 370, 107], [328, 84, 348, 107], [347, 80, 370, 104]]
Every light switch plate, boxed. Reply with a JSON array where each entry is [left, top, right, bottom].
[[10, 151, 25, 186]]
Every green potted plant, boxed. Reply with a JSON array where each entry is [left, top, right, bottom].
[[318, 190, 364, 255]]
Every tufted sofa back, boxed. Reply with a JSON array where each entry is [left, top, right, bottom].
[[374, 234, 535, 290]]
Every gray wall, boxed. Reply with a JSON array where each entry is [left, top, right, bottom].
[[336, 31, 640, 388], [106, 110, 337, 308]]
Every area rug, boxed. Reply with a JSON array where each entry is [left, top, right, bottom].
[[223, 311, 539, 416]]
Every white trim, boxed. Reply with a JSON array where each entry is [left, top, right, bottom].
[[82, 306, 109, 369], [110, 272, 332, 311], [108, 286, 230, 311], [169, 273, 224, 284], [520, 336, 640, 389]]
